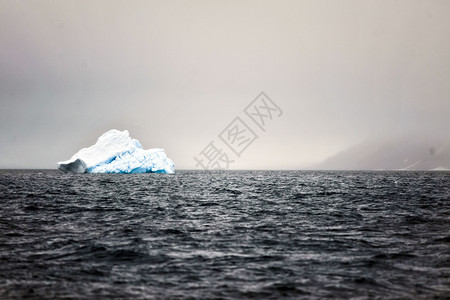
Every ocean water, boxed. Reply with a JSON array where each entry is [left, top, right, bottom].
[[0, 170, 449, 299]]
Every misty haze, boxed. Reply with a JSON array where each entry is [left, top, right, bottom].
[[0, 1, 449, 299], [0, 0, 448, 170]]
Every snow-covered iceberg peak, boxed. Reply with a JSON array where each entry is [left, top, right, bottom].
[[57, 129, 175, 174]]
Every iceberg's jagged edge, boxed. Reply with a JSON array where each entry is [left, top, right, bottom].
[[57, 129, 175, 174]]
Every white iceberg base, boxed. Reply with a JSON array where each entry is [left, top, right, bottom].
[[57, 129, 175, 174]]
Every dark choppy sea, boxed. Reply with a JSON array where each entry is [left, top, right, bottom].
[[0, 170, 449, 299]]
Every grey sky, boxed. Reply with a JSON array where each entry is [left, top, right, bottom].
[[0, 0, 449, 169]]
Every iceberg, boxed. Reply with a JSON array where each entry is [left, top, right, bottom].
[[57, 129, 175, 174]]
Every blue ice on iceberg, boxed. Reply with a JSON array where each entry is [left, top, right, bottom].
[[57, 129, 175, 174]]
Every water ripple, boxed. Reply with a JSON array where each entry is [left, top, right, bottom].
[[0, 170, 449, 299]]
